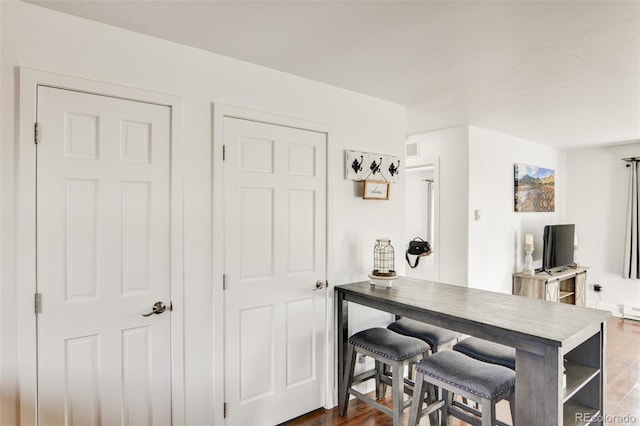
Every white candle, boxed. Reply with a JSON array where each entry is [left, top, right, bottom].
[[525, 234, 533, 245], [574, 233, 578, 246]]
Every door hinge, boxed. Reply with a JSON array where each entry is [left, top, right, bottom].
[[223, 274, 228, 290], [34, 293, 42, 314], [222, 145, 226, 161], [34, 122, 40, 145], [223, 402, 227, 418]]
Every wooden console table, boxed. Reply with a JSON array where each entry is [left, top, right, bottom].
[[513, 266, 588, 306], [336, 277, 610, 425]]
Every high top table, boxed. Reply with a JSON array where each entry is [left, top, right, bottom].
[[336, 277, 610, 425]]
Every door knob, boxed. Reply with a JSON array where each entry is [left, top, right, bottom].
[[313, 280, 326, 291], [142, 301, 166, 317]]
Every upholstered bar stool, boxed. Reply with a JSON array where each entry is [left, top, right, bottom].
[[386, 318, 461, 387], [452, 337, 516, 411], [453, 336, 516, 370], [388, 318, 460, 354], [408, 351, 516, 426], [339, 327, 431, 426]]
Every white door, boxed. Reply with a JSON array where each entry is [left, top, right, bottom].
[[223, 117, 327, 425], [36, 86, 173, 426]]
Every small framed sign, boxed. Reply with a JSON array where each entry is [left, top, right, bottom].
[[363, 180, 390, 200]]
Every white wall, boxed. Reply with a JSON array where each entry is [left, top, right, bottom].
[[0, 2, 406, 424], [406, 125, 632, 312], [0, 5, 5, 424], [468, 127, 566, 293], [566, 143, 640, 314], [406, 126, 567, 293], [406, 127, 469, 286]]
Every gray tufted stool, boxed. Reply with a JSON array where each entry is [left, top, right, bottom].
[[339, 327, 431, 426], [453, 336, 516, 370], [386, 318, 461, 388], [452, 337, 516, 411], [388, 318, 461, 354], [408, 351, 516, 426]]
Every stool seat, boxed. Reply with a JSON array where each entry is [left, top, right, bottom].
[[453, 337, 516, 370], [416, 351, 515, 399], [349, 327, 430, 361], [340, 328, 432, 426], [388, 318, 459, 350], [409, 351, 516, 426]]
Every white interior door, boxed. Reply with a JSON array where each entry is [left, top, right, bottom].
[[36, 86, 173, 426], [223, 117, 327, 425]]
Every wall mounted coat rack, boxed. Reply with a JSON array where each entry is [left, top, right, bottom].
[[344, 150, 400, 183]]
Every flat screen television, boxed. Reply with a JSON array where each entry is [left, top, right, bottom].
[[541, 224, 575, 272]]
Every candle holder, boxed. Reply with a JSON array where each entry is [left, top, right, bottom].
[[573, 244, 579, 266], [370, 238, 396, 287], [372, 238, 396, 278], [523, 243, 534, 275]]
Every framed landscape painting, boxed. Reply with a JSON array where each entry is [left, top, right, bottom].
[[514, 163, 555, 212]]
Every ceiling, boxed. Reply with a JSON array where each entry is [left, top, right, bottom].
[[27, 0, 640, 149]]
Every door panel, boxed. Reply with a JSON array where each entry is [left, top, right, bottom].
[[239, 187, 275, 280], [286, 298, 316, 386], [36, 86, 172, 426], [223, 117, 327, 425], [239, 305, 275, 403]]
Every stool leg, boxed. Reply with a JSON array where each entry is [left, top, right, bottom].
[[427, 383, 439, 426], [441, 389, 452, 426], [509, 392, 516, 425], [481, 397, 495, 426], [375, 360, 384, 400], [339, 344, 357, 416], [381, 363, 389, 396], [408, 371, 426, 426], [392, 362, 404, 426]]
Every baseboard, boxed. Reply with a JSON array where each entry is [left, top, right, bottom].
[[585, 301, 620, 317], [622, 304, 640, 321]]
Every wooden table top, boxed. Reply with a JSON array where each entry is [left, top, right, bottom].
[[336, 277, 611, 351]]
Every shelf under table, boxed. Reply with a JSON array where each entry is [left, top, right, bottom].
[[563, 362, 599, 402], [563, 400, 599, 426]]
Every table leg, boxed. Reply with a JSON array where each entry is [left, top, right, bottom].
[[515, 346, 562, 425], [600, 323, 607, 423], [337, 290, 348, 413]]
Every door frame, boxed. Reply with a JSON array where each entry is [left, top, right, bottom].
[[212, 104, 333, 425], [17, 68, 185, 425], [405, 156, 441, 282]]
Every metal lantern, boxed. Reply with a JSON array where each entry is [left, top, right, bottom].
[[372, 238, 396, 277]]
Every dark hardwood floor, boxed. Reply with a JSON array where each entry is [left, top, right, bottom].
[[283, 317, 640, 426]]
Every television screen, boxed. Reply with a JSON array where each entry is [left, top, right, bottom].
[[542, 224, 575, 272]]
